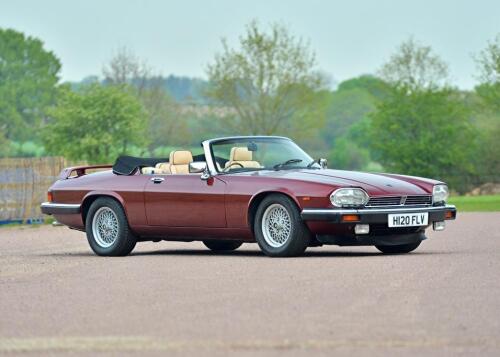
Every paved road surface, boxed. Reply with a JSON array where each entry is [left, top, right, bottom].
[[1, 213, 499, 356]]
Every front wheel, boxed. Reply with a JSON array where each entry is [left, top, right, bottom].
[[254, 194, 311, 257], [375, 241, 421, 254], [203, 240, 243, 252], [85, 197, 136, 256]]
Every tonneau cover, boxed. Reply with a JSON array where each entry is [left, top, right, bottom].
[[112, 156, 168, 175]]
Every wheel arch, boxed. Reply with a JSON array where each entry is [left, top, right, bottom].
[[81, 191, 127, 224], [247, 190, 302, 233]]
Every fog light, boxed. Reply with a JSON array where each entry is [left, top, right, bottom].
[[355, 224, 370, 235], [433, 221, 446, 231]]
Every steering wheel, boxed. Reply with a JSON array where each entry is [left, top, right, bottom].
[[223, 162, 244, 172]]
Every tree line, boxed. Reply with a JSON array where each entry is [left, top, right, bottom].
[[0, 23, 498, 193]]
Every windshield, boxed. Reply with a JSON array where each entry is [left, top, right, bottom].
[[210, 137, 317, 173]]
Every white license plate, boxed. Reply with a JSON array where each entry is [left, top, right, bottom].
[[388, 212, 428, 227]]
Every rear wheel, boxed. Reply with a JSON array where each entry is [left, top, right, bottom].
[[375, 241, 421, 254], [203, 240, 243, 252], [254, 194, 311, 257], [85, 197, 136, 256]]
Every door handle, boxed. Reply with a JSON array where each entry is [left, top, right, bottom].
[[151, 177, 165, 184]]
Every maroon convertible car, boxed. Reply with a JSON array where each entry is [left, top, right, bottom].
[[41, 136, 456, 257]]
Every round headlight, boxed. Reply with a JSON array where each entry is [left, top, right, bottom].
[[330, 188, 369, 207], [433, 184, 449, 203]]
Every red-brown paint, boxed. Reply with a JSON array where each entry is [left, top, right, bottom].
[[48, 168, 441, 242]]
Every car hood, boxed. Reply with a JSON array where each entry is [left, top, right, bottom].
[[252, 169, 433, 195]]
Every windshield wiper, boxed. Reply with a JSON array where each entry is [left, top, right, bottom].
[[273, 159, 303, 170], [307, 159, 318, 169]]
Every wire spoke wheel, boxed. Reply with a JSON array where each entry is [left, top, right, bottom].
[[261, 203, 292, 248], [92, 207, 119, 248]]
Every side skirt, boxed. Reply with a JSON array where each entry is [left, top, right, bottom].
[[132, 226, 255, 242]]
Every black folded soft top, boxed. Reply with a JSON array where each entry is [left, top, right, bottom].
[[112, 156, 168, 175]]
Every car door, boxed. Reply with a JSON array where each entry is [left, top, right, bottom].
[[144, 174, 227, 227]]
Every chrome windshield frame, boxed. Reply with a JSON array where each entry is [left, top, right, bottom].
[[201, 136, 293, 176]]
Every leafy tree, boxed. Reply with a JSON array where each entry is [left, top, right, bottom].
[[103, 49, 190, 150], [323, 86, 378, 144], [206, 21, 327, 137], [336, 75, 391, 101], [370, 39, 475, 192], [42, 84, 147, 164], [0, 129, 11, 157], [0, 28, 61, 141], [321, 76, 390, 169], [379, 37, 449, 92], [473, 34, 500, 181], [102, 47, 152, 96], [329, 137, 370, 171], [475, 34, 500, 110], [141, 85, 191, 150]]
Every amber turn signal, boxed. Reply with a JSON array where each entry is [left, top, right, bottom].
[[341, 214, 360, 222], [47, 191, 53, 202], [445, 211, 454, 219]]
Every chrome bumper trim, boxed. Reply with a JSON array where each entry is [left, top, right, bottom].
[[303, 204, 455, 215], [40, 202, 81, 215], [301, 205, 456, 221]]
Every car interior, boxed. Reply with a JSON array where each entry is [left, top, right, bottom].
[[140, 147, 263, 175]]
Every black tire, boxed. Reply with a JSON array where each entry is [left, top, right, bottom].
[[85, 197, 136, 256], [375, 241, 421, 254], [254, 194, 311, 257], [203, 240, 243, 252]]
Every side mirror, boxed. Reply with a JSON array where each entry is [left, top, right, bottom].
[[200, 167, 211, 181], [319, 158, 328, 169], [189, 162, 207, 174]]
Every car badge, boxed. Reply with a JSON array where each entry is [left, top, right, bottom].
[[400, 196, 407, 205]]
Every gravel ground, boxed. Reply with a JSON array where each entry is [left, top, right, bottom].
[[0, 212, 499, 356]]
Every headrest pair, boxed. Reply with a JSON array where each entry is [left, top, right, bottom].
[[169, 150, 193, 165]]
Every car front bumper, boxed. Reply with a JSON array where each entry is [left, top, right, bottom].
[[301, 204, 457, 224]]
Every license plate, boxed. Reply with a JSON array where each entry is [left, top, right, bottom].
[[388, 212, 428, 227]]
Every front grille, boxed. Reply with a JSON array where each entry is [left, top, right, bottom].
[[366, 195, 432, 207], [366, 196, 401, 206], [404, 195, 432, 205]]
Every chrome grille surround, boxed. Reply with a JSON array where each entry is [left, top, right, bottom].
[[366, 195, 432, 207]]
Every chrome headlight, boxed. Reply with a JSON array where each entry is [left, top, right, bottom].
[[330, 188, 369, 207], [432, 184, 449, 203]]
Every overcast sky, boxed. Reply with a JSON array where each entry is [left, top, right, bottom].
[[1, 0, 499, 88]]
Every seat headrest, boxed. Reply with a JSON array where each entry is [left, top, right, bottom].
[[169, 150, 193, 165], [230, 147, 253, 161]]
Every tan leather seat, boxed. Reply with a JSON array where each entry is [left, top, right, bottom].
[[169, 150, 193, 174], [224, 147, 261, 169], [155, 162, 171, 174]]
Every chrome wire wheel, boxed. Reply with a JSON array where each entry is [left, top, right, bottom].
[[92, 207, 119, 248], [261, 203, 292, 248]]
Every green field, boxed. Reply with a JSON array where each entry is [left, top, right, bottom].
[[448, 195, 500, 212]]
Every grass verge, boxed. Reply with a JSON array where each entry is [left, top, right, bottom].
[[448, 195, 500, 212]]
